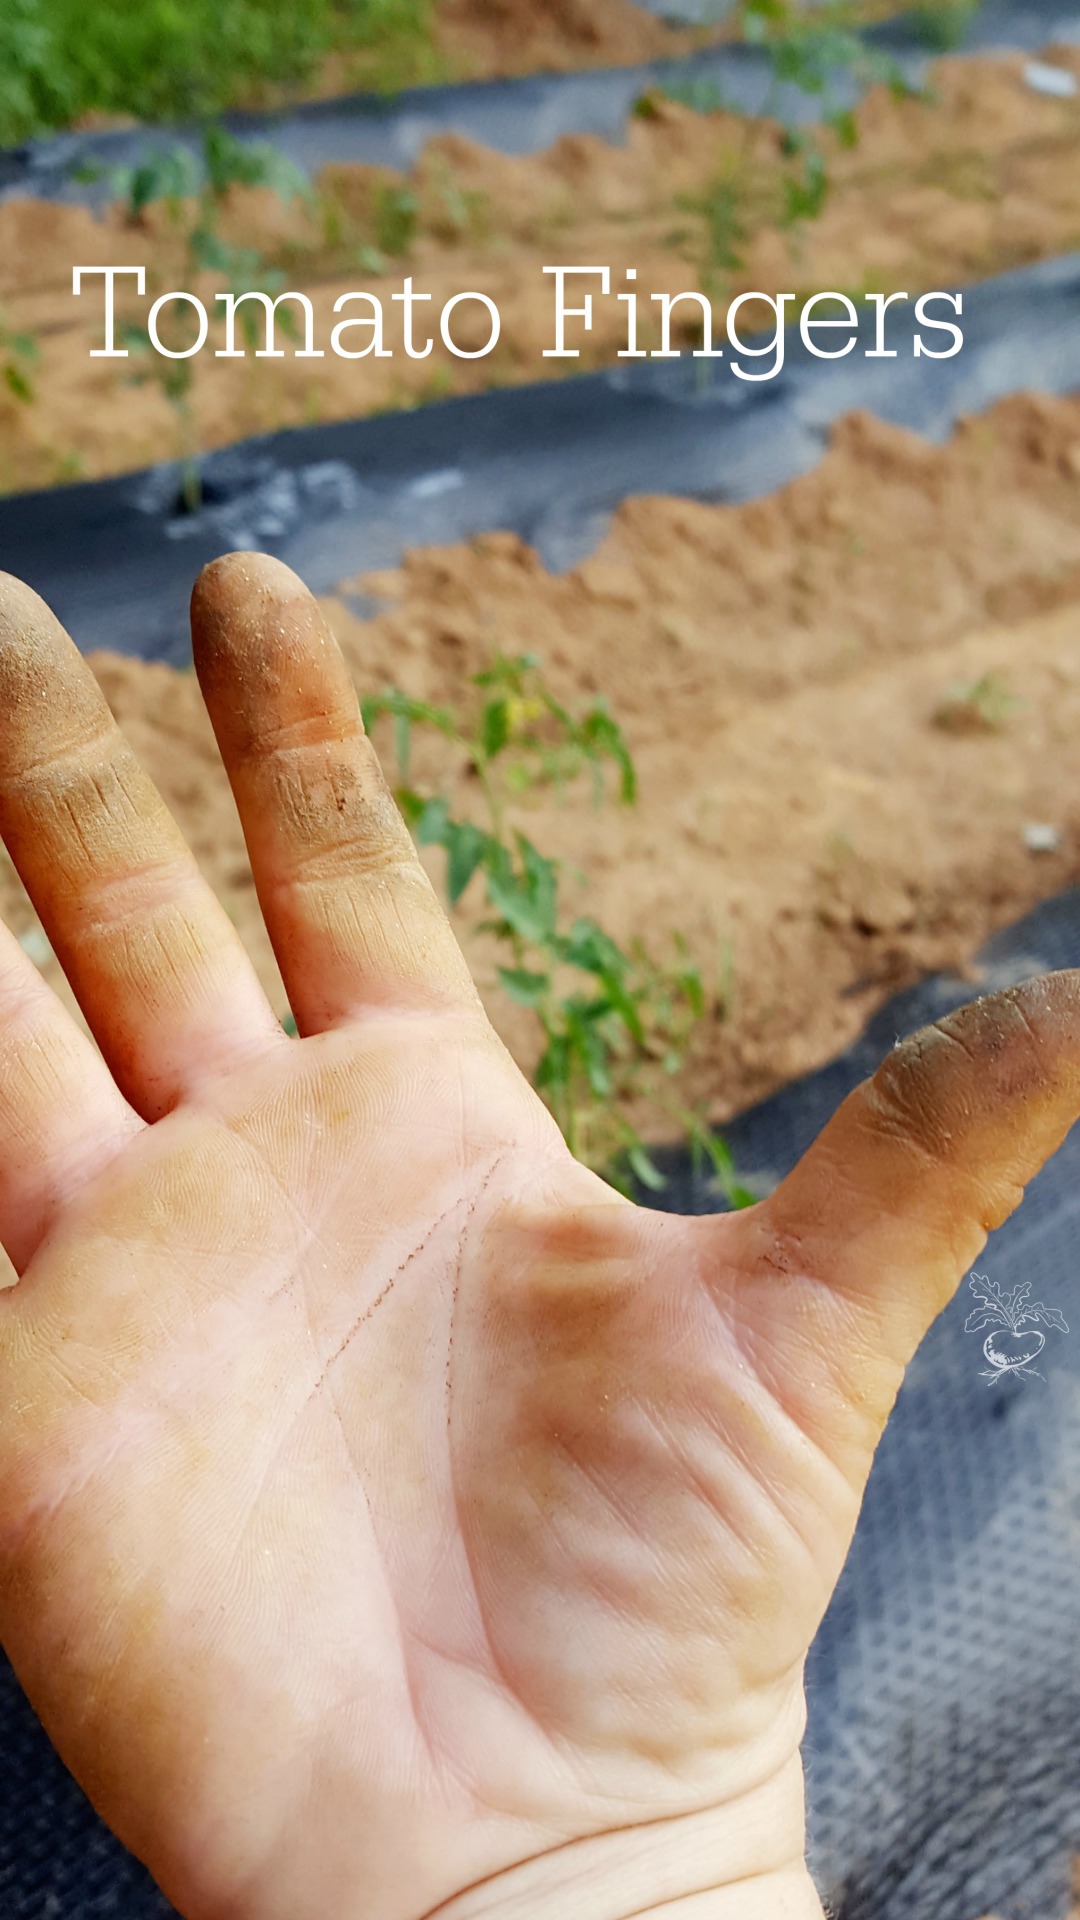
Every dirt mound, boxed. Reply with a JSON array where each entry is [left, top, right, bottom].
[[5, 388, 1078, 1153]]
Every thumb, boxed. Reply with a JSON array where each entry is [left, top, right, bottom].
[[718, 970, 1080, 1460]]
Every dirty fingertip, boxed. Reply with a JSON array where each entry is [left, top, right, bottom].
[[882, 966, 1080, 1145], [190, 553, 357, 758], [0, 571, 64, 646], [190, 550, 336, 685], [191, 550, 313, 620]]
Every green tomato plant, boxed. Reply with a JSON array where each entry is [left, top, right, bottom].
[[104, 126, 311, 511], [0, 311, 39, 407], [649, 0, 914, 289], [359, 652, 754, 1206]]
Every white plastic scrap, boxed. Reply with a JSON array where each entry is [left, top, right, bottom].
[[1023, 822, 1063, 854], [408, 468, 465, 501], [1023, 60, 1079, 98]]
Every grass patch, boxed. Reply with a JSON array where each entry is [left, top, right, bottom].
[[0, 0, 438, 147]]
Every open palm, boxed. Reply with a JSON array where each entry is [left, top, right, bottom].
[[0, 555, 1075, 1920]]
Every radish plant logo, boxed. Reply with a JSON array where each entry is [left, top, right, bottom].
[[964, 1272, 1069, 1383]]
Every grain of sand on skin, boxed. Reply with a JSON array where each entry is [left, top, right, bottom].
[[3, 44, 1080, 489], [1, 389, 1078, 1141]]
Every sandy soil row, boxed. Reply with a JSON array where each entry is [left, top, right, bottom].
[[1, 44, 1079, 491], [5, 387, 1078, 1156]]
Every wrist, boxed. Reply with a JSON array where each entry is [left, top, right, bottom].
[[430, 1864, 823, 1920], [420, 1762, 824, 1920]]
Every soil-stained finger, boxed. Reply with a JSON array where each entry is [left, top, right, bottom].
[[716, 970, 1080, 1465], [0, 572, 285, 1121], [189, 551, 480, 1032], [0, 918, 142, 1275]]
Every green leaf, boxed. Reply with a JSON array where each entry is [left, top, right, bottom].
[[484, 834, 559, 945], [561, 917, 626, 978], [201, 126, 307, 203], [374, 184, 418, 257], [740, 0, 780, 47], [581, 708, 637, 803], [118, 321, 151, 354], [627, 1142, 667, 1191], [603, 975, 646, 1045], [688, 1120, 756, 1209], [395, 786, 425, 828], [485, 868, 545, 943], [3, 360, 33, 402], [783, 146, 828, 226], [116, 145, 197, 218], [558, 919, 647, 1045], [360, 686, 458, 784], [520, 836, 560, 936], [534, 1032, 571, 1095], [413, 795, 450, 845], [565, 1009, 613, 1098], [828, 107, 858, 149], [474, 651, 538, 690], [497, 966, 550, 1009], [190, 224, 233, 274], [162, 360, 193, 405], [676, 965, 706, 1019], [727, 1180, 758, 1211], [445, 821, 488, 903], [480, 698, 510, 762]]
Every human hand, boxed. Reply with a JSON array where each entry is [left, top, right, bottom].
[[0, 555, 1075, 1920]]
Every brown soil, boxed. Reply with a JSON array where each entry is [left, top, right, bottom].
[[6, 388, 1078, 1148], [402, 0, 709, 82], [2, 43, 1080, 491]]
